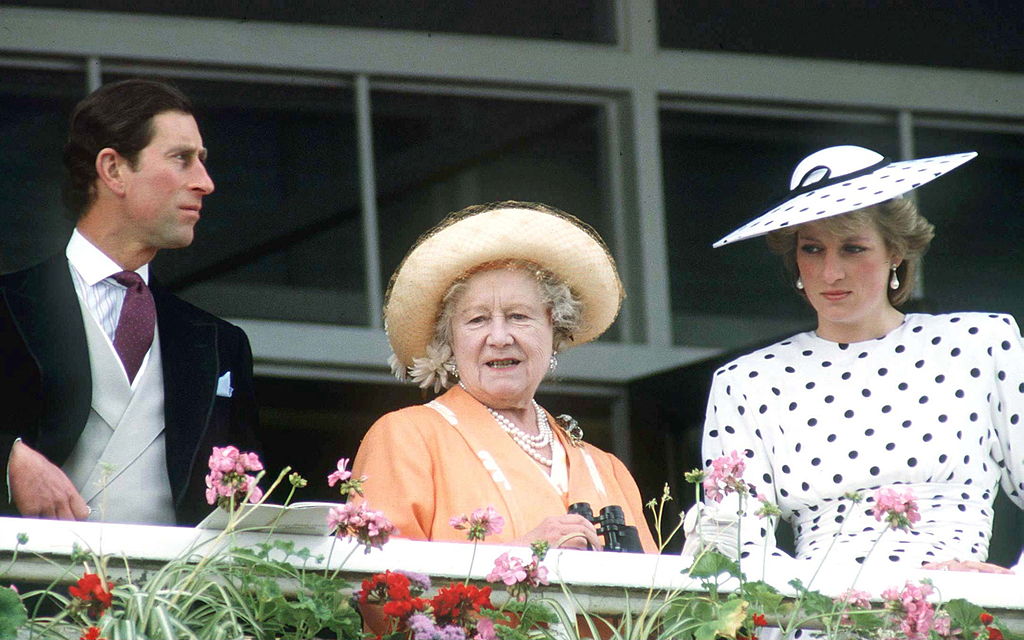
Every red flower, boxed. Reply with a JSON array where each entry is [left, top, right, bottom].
[[382, 597, 429, 619], [988, 627, 1004, 640], [69, 574, 114, 619], [80, 626, 105, 640], [431, 583, 494, 626], [752, 613, 768, 627], [980, 613, 994, 625], [358, 571, 411, 605]]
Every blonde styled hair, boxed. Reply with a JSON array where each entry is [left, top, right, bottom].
[[765, 197, 935, 306]]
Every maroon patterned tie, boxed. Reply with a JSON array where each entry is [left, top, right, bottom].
[[112, 271, 156, 383]]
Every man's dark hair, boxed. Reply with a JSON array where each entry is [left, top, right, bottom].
[[62, 78, 194, 219]]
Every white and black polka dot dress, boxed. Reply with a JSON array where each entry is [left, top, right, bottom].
[[702, 312, 1024, 572]]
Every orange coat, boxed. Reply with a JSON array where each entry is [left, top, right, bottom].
[[352, 385, 657, 552]]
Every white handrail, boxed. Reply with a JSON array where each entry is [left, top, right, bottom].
[[1, 517, 1021, 631]]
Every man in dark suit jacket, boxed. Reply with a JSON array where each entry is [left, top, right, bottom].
[[0, 79, 259, 526]]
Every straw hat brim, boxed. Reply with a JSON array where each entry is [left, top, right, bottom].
[[384, 205, 624, 368], [713, 151, 977, 248]]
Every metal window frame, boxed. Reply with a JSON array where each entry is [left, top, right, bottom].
[[3, 2, 1024, 459]]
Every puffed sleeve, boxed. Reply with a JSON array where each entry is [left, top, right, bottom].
[[700, 364, 791, 569], [351, 409, 437, 541], [988, 314, 1024, 511]]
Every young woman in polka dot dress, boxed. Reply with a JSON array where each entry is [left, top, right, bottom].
[[702, 145, 1023, 576]]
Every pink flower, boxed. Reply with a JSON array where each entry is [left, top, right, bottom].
[[327, 502, 397, 552], [835, 588, 872, 609], [933, 612, 952, 637], [327, 458, 353, 487], [208, 445, 240, 473], [237, 451, 263, 473], [702, 450, 748, 503], [475, 617, 497, 640], [485, 551, 548, 600], [486, 552, 529, 586], [450, 506, 505, 541], [871, 487, 921, 531], [204, 446, 263, 507], [326, 457, 367, 498], [881, 581, 937, 640], [834, 588, 873, 625]]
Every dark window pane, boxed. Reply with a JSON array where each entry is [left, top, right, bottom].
[[116, 77, 367, 325], [658, 1, 1024, 74], [660, 109, 898, 347], [914, 127, 1024, 319], [0, 67, 83, 274], [19, 0, 616, 43], [372, 89, 620, 340]]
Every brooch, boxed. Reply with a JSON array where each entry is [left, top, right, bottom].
[[556, 414, 584, 447]]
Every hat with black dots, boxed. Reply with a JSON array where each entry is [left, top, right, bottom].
[[713, 145, 976, 248]]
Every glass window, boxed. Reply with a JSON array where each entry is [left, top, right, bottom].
[[255, 377, 424, 502], [913, 125, 1024, 320], [372, 88, 621, 340], [110, 77, 368, 325], [657, 2, 1023, 74], [0, 66, 83, 274], [660, 108, 899, 348], [19, 0, 617, 43]]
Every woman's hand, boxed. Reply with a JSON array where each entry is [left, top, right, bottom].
[[922, 559, 1014, 574], [517, 514, 602, 550]]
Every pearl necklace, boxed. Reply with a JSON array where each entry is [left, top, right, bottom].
[[486, 400, 553, 467]]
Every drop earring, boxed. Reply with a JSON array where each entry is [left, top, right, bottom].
[[795, 276, 804, 291], [889, 264, 900, 290], [549, 352, 558, 372]]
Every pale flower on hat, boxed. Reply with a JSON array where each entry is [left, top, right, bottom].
[[713, 145, 977, 248], [384, 201, 624, 388]]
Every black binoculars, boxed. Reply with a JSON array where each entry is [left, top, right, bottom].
[[567, 502, 643, 553]]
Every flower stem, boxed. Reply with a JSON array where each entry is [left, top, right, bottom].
[[465, 540, 479, 586]]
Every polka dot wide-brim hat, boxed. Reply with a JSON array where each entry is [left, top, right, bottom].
[[384, 201, 624, 369], [713, 145, 977, 248]]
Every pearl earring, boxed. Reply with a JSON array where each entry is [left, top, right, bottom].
[[795, 276, 804, 290], [890, 264, 900, 290], [549, 352, 558, 371]]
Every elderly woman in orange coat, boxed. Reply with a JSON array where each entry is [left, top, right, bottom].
[[352, 201, 656, 552]]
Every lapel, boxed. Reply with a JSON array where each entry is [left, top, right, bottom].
[[151, 285, 218, 500], [559, 427, 610, 502], [436, 386, 574, 539], [1, 255, 91, 461]]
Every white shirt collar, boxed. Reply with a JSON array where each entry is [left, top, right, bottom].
[[66, 229, 150, 286]]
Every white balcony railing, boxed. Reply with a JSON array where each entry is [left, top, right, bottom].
[[1, 517, 1022, 634]]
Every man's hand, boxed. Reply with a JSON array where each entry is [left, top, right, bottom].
[[9, 440, 89, 520]]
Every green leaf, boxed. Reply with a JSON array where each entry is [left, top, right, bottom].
[[0, 587, 27, 637], [716, 598, 749, 638], [686, 550, 741, 579], [793, 589, 835, 619], [740, 580, 784, 613], [944, 598, 986, 634], [495, 624, 529, 640]]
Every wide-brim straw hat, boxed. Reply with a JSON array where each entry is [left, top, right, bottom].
[[713, 145, 977, 248], [385, 202, 624, 369]]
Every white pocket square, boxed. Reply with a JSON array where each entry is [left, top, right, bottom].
[[216, 371, 233, 398]]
